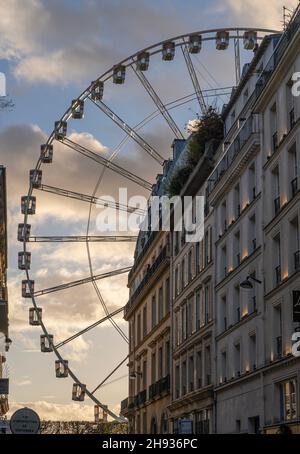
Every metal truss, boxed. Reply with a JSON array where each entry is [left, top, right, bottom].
[[90, 99, 164, 165], [91, 355, 129, 395], [132, 64, 184, 139], [181, 42, 207, 114], [55, 307, 125, 349], [33, 267, 131, 297], [27, 235, 138, 243], [38, 184, 146, 216], [58, 137, 153, 190]]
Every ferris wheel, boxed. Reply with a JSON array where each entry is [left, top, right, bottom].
[[18, 26, 279, 423]]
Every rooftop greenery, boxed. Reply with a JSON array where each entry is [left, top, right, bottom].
[[165, 107, 224, 197]]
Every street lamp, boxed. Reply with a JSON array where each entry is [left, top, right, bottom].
[[240, 275, 262, 290]]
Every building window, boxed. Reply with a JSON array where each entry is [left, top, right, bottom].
[[289, 143, 298, 197], [175, 312, 180, 346], [188, 249, 193, 282], [165, 278, 170, 314], [270, 102, 278, 153], [249, 161, 256, 201], [195, 289, 201, 330], [196, 350, 202, 389], [137, 313, 141, 344], [273, 233, 281, 286], [175, 266, 179, 296], [248, 416, 260, 434], [221, 244, 227, 279], [234, 183, 241, 219], [205, 345, 211, 385], [234, 230, 241, 268], [158, 346, 163, 380], [280, 379, 297, 421], [272, 166, 280, 216], [234, 342, 241, 377], [196, 242, 200, 274], [188, 355, 194, 393], [158, 287, 164, 322], [165, 341, 170, 375], [204, 283, 212, 323], [187, 296, 193, 337], [234, 285, 241, 323], [142, 360, 147, 390], [182, 361, 187, 395], [175, 365, 180, 399], [249, 333, 257, 370], [273, 304, 282, 359], [249, 213, 257, 253], [221, 295, 227, 332], [221, 350, 227, 383], [286, 78, 295, 130], [151, 351, 156, 384], [151, 295, 157, 329], [290, 216, 300, 273], [181, 258, 185, 291], [143, 305, 147, 338], [221, 200, 227, 232], [181, 304, 187, 341]]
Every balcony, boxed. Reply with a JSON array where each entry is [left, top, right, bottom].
[[291, 177, 298, 197], [274, 196, 281, 216], [290, 107, 296, 130], [272, 132, 278, 153], [158, 375, 170, 394], [149, 382, 158, 400], [294, 250, 300, 272], [120, 397, 129, 413], [125, 245, 170, 317], [207, 115, 259, 196], [275, 265, 281, 286], [149, 376, 170, 400], [137, 389, 147, 406], [196, 420, 210, 435]]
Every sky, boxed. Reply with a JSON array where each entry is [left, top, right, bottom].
[[0, 0, 297, 421]]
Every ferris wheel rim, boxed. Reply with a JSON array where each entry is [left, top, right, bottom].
[[20, 25, 281, 424]]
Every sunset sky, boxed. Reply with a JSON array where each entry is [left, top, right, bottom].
[[0, 0, 296, 421]]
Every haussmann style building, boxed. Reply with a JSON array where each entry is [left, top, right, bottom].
[[121, 8, 300, 434]]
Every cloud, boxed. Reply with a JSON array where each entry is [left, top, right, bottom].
[[223, 0, 296, 29], [15, 377, 32, 386], [0, 0, 185, 86], [8, 400, 95, 421]]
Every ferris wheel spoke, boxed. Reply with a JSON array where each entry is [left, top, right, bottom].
[[27, 235, 138, 243], [55, 306, 125, 349], [37, 184, 146, 216], [181, 42, 207, 115], [58, 137, 153, 190], [91, 355, 129, 395], [131, 63, 184, 140], [89, 98, 164, 165], [33, 266, 132, 297]]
